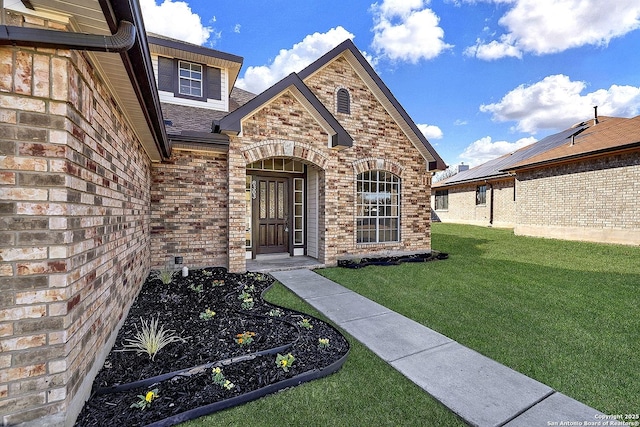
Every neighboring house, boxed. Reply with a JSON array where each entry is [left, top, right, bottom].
[[432, 113, 640, 245], [0, 1, 444, 425]]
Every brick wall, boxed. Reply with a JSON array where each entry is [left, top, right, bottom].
[[227, 56, 432, 271], [431, 178, 516, 228], [0, 13, 152, 426], [491, 179, 516, 227], [432, 183, 490, 226], [515, 152, 640, 244], [150, 149, 228, 269]]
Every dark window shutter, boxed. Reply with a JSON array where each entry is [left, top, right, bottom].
[[337, 88, 350, 114], [157, 57, 175, 92], [207, 67, 222, 100]]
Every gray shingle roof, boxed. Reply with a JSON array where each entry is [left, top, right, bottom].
[[229, 87, 256, 110], [162, 88, 256, 135]]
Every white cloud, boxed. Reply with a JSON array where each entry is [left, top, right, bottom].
[[417, 123, 444, 140], [459, 136, 537, 166], [236, 27, 355, 94], [234, 24, 241, 34], [454, 119, 468, 126], [370, 0, 453, 63], [480, 74, 640, 133], [464, 36, 522, 60], [140, 0, 213, 45], [465, 0, 640, 60]]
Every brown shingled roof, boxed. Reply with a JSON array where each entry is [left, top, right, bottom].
[[505, 115, 640, 171]]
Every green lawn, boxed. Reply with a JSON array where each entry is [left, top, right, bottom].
[[185, 223, 638, 425], [317, 223, 640, 415]]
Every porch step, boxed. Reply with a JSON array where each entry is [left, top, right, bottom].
[[246, 255, 324, 273]]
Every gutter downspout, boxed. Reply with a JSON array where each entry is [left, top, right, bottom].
[[99, 0, 170, 159], [488, 182, 494, 226], [0, 20, 136, 52]]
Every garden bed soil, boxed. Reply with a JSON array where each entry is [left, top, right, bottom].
[[75, 268, 349, 427]]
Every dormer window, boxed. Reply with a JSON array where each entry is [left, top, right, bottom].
[[337, 88, 350, 114], [156, 56, 222, 103], [178, 61, 203, 97]]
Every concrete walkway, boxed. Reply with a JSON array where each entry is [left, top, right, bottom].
[[270, 269, 604, 427]]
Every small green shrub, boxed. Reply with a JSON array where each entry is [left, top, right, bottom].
[[275, 353, 295, 372], [151, 268, 173, 285], [130, 389, 159, 410]]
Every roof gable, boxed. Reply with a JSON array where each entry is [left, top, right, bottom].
[[216, 73, 353, 149], [298, 39, 446, 171]]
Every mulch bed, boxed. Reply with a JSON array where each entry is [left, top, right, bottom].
[[337, 251, 448, 269], [75, 268, 349, 427]]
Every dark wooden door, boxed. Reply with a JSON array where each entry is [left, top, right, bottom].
[[254, 176, 289, 254]]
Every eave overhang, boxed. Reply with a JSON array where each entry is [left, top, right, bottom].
[[6, 0, 170, 161], [168, 131, 230, 153], [432, 173, 514, 189]]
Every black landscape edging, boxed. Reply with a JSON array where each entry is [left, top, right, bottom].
[[81, 273, 351, 427], [95, 282, 305, 396], [337, 251, 449, 269], [94, 341, 295, 395], [143, 348, 350, 427]]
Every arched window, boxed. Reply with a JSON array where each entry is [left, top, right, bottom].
[[336, 88, 350, 114], [356, 171, 400, 243]]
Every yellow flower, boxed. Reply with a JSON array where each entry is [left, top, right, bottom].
[[213, 367, 221, 375], [280, 359, 288, 367], [145, 391, 156, 403]]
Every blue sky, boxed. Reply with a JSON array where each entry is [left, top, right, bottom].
[[140, 0, 640, 169]]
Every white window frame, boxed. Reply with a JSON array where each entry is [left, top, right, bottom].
[[356, 170, 400, 244], [178, 60, 203, 97]]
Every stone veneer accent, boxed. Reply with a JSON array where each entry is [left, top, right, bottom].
[[0, 12, 151, 426], [515, 151, 640, 244], [226, 56, 433, 272], [150, 149, 229, 269]]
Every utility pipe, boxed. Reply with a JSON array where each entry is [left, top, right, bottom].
[[0, 20, 136, 52]]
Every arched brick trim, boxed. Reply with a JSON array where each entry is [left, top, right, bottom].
[[241, 139, 330, 170], [352, 158, 405, 176]]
